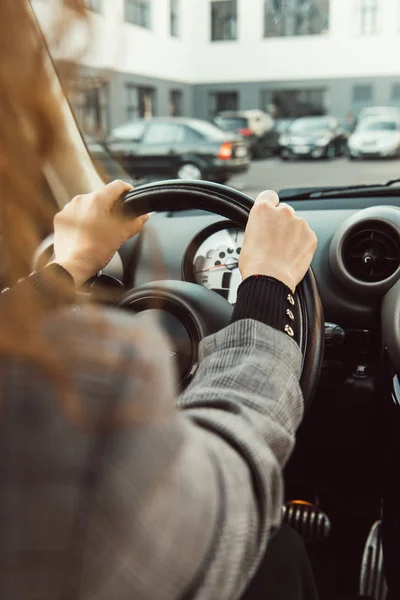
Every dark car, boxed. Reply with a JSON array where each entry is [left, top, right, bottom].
[[279, 116, 348, 160], [106, 117, 250, 184], [213, 110, 280, 158], [275, 118, 295, 152]]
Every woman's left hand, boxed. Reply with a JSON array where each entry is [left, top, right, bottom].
[[52, 180, 149, 286]]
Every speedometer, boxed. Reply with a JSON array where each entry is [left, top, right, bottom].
[[192, 227, 244, 304]]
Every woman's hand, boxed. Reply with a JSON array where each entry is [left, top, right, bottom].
[[52, 180, 149, 287], [240, 190, 317, 292]]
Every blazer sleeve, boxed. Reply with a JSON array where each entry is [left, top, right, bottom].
[[74, 311, 303, 600]]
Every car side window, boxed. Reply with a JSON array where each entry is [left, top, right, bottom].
[[183, 126, 204, 143], [111, 121, 146, 141], [142, 123, 185, 145]]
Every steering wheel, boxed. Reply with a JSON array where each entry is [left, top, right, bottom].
[[118, 180, 324, 408], [382, 278, 400, 374]]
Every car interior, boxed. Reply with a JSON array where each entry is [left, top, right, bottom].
[[31, 14, 400, 600]]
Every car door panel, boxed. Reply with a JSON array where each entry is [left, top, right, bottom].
[[179, 126, 212, 168], [138, 123, 185, 177]]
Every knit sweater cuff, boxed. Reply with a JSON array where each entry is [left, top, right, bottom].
[[1, 263, 75, 309], [231, 275, 297, 340]]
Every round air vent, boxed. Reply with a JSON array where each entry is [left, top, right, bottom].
[[342, 223, 400, 283], [330, 206, 400, 297]]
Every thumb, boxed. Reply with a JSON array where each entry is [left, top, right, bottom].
[[99, 180, 134, 212], [125, 213, 150, 238], [255, 190, 280, 208]]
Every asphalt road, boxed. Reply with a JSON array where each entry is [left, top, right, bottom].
[[229, 156, 400, 198]]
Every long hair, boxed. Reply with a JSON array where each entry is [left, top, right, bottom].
[[0, 0, 89, 276], [0, 2, 169, 432], [0, 0, 101, 418]]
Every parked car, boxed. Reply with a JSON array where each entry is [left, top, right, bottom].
[[275, 118, 295, 134], [358, 106, 400, 124], [213, 109, 280, 158], [279, 116, 347, 160], [347, 117, 400, 159], [275, 118, 295, 152], [106, 117, 249, 184]]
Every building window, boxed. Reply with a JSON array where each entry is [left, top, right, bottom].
[[170, 0, 179, 36], [126, 84, 138, 121], [85, 0, 102, 12], [211, 1, 237, 41], [169, 90, 183, 116], [125, 0, 151, 28], [352, 84, 373, 104], [69, 80, 109, 135], [261, 88, 326, 118], [208, 91, 239, 119], [264, 0, 329, 37], [125, 84, 156, 120], [356, 0, 379, 35], [392, 83, 400, 103]]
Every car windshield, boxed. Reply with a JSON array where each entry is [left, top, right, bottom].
[[357, 120, 398, 132], [33, 0, 400, 194]]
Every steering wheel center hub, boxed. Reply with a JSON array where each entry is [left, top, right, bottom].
[[119, 280, 233, 387]]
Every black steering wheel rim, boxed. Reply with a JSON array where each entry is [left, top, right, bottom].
[[382, 278, 400, 374], [122, 179, 325, 406]]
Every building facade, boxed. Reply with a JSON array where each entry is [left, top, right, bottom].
[[34, 0, 400, 133]]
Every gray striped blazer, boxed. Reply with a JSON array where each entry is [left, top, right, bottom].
[[0, 308, 303, 599]]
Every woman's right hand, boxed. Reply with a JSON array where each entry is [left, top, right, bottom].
[[53, 180, 149, 287], [240, 190, 317, 292]]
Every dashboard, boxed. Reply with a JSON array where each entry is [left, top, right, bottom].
[[117, 192, 400, 464], [127, 195, 399, 331], [37, 190, 399, 380]]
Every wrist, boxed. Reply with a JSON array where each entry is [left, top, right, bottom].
[[49, 259, 91, 288], [232, 275, 298, 340], [241, 270, 296, 293]]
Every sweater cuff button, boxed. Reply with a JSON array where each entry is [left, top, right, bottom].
[[284, 324, 295, 337], [287, 293, 295, 306]]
